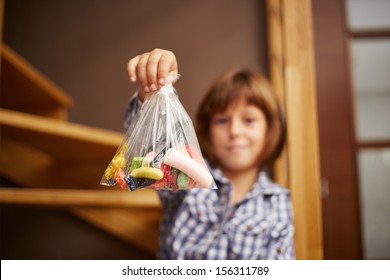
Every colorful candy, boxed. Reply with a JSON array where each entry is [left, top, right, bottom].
[[114, 168, 128, 190], [151, 148, 166, 168], [124, 175, 155, 191], [148, 180, 170, 190], [129, 156, 143, 172], [142, 152, 157, 167], [185, 144, 208, 169], [130, 166, 164, 180], [103, 145, 212, 191], [103, 144, 128, 185], [177, 171, 189, 189], [163, 148, 213, 188], [104, 154, 126, 181]]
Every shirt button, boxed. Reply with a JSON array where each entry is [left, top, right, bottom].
[[246, 224, 253, 231], [277, 247, 282, 254], [196, 210, 203, 217]]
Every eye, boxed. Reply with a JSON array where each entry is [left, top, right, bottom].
[[244, 117, 257, 124], [213, 117, 228, 125]]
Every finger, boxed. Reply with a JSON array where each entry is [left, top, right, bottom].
[[158, 51, 178, 86], [146, 51, 162, 92], [136, 54, 150, 92], [127, 56, 140, 82]]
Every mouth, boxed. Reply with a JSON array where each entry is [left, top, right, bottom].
[[226, 145, 248, 152]]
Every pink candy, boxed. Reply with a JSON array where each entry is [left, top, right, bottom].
[[163, 148, 213, 189]]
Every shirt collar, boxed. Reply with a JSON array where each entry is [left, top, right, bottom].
[[208, 163, 289, 197]]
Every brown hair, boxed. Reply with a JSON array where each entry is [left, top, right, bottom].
[[195, 68, 286, 168]]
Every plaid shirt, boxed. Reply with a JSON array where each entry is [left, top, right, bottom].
[[125, 93, 295, 260]]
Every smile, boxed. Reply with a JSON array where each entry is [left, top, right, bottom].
[[226, 145, 248, 152]]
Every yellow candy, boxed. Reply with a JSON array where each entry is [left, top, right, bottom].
[[104, 154, 126, 180], [111, 154, 126, 169], [104, 143, 128, 181], [130, 167, 164, 180]]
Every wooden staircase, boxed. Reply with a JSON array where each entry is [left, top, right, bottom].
[[0, 43, 161, 257]]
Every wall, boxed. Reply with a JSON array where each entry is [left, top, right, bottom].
[[3, 0, 268, 131]]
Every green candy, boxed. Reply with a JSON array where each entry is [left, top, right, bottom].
[[177, 171, 189, 189], [129, 157, 143, 172]]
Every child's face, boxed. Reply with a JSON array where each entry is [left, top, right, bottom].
[[210, 98, 268, 173]]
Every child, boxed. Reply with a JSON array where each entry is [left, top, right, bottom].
[[126, 49, 294, 259]]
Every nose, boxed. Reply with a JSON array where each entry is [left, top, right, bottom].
[[229, 118, 244, 137]]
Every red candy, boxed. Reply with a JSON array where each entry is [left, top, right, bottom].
[[185, 144, 208, 169], [161, 162, 171, 181], [146, 162, 181, 190], [148, 180, 168, 190], [114, 168, 128, 190]]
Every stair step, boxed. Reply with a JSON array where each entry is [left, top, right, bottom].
[[1, 43, 72, 119], [0, 187, 160, 208]]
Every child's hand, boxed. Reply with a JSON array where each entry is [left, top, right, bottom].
[[127, 48, 178, 101]]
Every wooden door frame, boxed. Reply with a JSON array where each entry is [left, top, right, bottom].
[[0, 0, 4, 66], [311, 0, 362, 259], [267, 0, 323, 259]]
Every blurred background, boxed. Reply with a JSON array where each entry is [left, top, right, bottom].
[[0, 0, 389, 260], [2, 0, 267, 131]]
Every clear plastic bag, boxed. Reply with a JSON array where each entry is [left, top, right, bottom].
[[100, 75, 216, 191]]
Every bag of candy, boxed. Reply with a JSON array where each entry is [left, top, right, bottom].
[[100, 75, 216, 191]]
